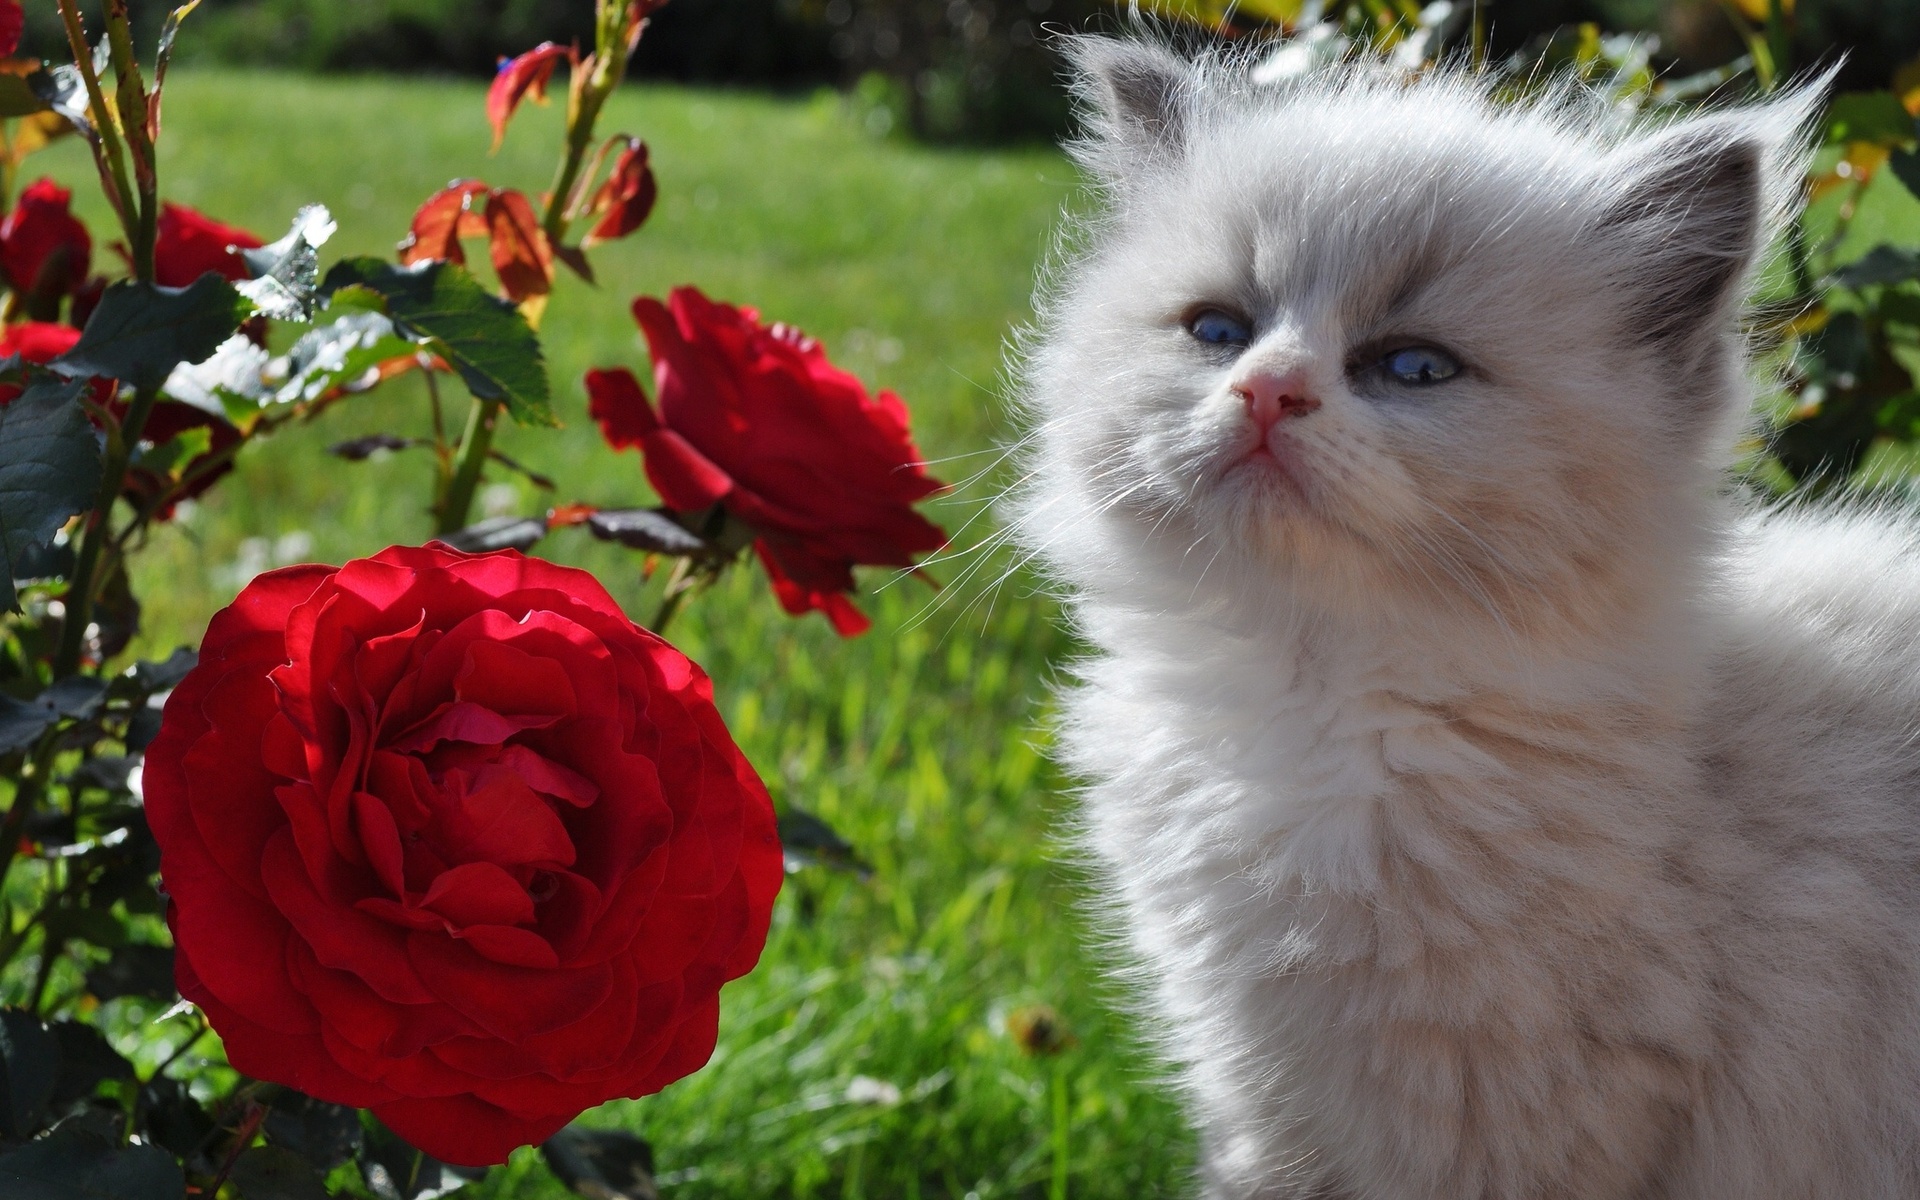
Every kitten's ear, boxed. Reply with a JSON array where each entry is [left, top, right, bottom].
[[1066, 36, 1194, 179], [1598, 85, 1823, 350]]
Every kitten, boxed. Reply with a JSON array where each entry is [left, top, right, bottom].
[[1014, 36, 1920, 1200]]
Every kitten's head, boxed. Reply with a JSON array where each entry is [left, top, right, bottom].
[[1019, 38, 1818, 635]]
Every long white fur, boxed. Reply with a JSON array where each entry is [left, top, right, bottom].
[[1013, 37, 1920, 1200]]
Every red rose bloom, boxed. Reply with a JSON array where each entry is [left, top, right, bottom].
[[587, 287, 947, 636], [143, 546, 781, 1165], [0, 320, 85, 369], [0, 1, 23, 59], [0, 178, 91, 301], [154, 203, 264, 287]]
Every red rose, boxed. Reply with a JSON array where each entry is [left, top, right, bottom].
[[0, 322, 238, 518], [0, 320, 85, 368], [143, 546, 781, 1165], [587, 287, 948, 636], [0, 178, 91, 302], [154, 203, 265, 287], [0, 2, 22, 59]]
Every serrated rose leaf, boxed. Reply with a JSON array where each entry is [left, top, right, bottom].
[[398, 181, 492, 267], [0, 377, 98, 612], [485, 189, 553, 304], [320, 258, 552, 425], [236, 204, 336, 321], [57, 276, 255, 392]]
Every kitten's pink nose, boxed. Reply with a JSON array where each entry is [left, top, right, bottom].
[[1233, 373, 1320, 432]]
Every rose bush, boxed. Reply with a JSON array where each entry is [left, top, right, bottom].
[[143, 545, 783, 1166], [587, 286, 947, 635], [0, 321, 240, 516]]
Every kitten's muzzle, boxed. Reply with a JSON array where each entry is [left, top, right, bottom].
[[1232, 372, 1321, 437]]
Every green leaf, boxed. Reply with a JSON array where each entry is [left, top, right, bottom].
[[586, 509, 713, 557], [46, 1023, 134, 1107], [40, 676, 106, 720], [131, 426, 213, 484], [0, 1122, 185, 1200], [237, 205, 337, 322], [0, 71, 52, 120], [0, 378, 98, 613], [137, 1076, 211, 1162], [274, 313, 420, 407], [1890, 147, 1920, 202], [124, 647, 197, 697], [84, 944, 174, 1001], [0, 676, 106, 755], [542, 1126, 657, 1200], [260, 1089, 363, 1172], [0, 695, 53, 755], [57, 276, 255, 393], [1825, 91, 1916, 146], [228, 1146, 331, 1200], [0, 1010, 57, 1140], [152, 3, 201, 111], [434, 516, 548, 554], [1833, 245, 1920, 289], [777, 808, 874, 880], [321, 258, 553, 426]]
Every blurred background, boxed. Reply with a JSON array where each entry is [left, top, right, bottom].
[[30, 0, 1920, 141]]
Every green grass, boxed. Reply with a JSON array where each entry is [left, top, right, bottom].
[[27, 73, 1195, 1197]]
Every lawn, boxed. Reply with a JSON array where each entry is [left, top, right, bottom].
[[23, 72, 1196, 1198]]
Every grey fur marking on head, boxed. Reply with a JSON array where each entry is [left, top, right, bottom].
[[1064, 35, 1197, 177]]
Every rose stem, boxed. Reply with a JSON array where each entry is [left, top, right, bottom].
[[439, 0, 639, 537], [648, 556, 693, 634], [54, 0, 164, 675]]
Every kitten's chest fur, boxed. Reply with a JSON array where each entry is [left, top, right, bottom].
[[1063, 571, 1920, 1200]]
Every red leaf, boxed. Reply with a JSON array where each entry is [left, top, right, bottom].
[[629, 0, 670, 52], [583, 138, 658, 247], [487, 43, 572, 152], [485, 189, 554, 304], [0, 3, 21, 59], [398, 181, 492, 267]]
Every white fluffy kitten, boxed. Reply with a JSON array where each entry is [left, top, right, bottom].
[[1016, 36, 1920, 1200]]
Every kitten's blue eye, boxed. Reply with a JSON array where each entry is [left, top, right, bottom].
[[1383, 346, 1460, 385], [1188, 310, 1251, 348]]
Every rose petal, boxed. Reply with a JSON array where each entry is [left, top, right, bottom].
[[433, 770, 577, 870], [407, 931, 612, 1043], [497, 744, 599, 807], [420, 861, 536, 929], [261, 828, 436, 1005], [457, 924, 560, 969], [392, 700, 561, 751], [455, 638, 577, 721], [353, 791, 408, 899], [184, 967, 398, 1110], [375, 1092, 573, 1169]]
